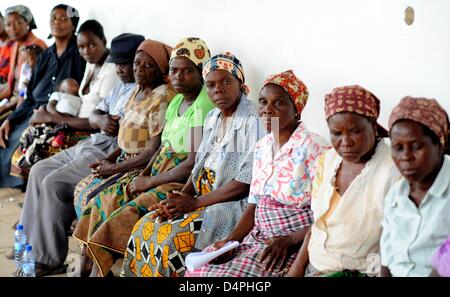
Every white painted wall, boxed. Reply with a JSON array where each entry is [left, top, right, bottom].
[[3, 0, 450, 139]]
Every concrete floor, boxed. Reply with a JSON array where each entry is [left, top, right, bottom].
[[0, 188, 82, 277], [0, 188, 123, 277], [0, 188, 24, 277]]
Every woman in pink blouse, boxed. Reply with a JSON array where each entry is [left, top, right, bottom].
[[431, 235, 450, 277], [185, 70, 329, 277]]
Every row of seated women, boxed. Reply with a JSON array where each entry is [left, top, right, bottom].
[[1, 4, 449, 278], [0, 4, 117, 188]]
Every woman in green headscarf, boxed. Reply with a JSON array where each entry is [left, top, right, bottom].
[[121, 51, 266, 277]]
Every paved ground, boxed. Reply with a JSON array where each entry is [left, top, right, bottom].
[[0, 188, 122, 277], [0, 188, 28, 277]]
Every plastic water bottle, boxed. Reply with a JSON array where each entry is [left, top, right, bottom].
[[22, 245, 35, 277], [14, 224, 27, 268]]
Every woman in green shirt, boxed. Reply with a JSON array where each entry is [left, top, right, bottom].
[[73, 37, 214, 277]]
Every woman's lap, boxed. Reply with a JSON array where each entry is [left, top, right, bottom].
[[122, 207, 206, 277]]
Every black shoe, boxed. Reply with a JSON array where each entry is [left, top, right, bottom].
[[34, 263, 68, 277]]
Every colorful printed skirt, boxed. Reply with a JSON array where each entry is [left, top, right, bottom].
[[10, 125, 90, 179], [185, 195, 313, 277], [73, 150, 139, 218], [121, 167, 215, 277], [73, 146, 188, 276]]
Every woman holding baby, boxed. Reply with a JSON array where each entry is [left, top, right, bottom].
[[10, 18, 119, 179]]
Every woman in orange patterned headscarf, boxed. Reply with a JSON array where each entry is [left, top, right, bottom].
[[185, 70, 329, 277]]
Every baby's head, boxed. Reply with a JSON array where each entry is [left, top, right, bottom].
[[59, 78, 79, 96], [22, 44, 44, 68]]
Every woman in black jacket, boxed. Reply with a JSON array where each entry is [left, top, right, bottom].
[[0, 4, 85, 189]]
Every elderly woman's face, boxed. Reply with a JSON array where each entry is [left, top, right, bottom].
[[133, 51, 161, 86], [169, 56, 202, 95], [205, 69, 242, 113], [115, 63, 134, 84], [328, 112, 377, 163], [258, 84, 297, 133], [77, 31, 106, 65], [390, 120, 443, 184], [5, 13, 29, 41], [50, 8, 74, 39]]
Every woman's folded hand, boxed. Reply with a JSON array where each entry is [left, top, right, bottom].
[[128, 176, 153, 195], [260, 236, 295, 272]]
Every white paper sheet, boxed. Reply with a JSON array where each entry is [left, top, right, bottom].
[[185, 241, 240, 272]]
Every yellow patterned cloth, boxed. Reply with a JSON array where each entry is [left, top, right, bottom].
[[118, 84, 176, 154], [121, 167, 215, 277], [171, 37, 211, 68]]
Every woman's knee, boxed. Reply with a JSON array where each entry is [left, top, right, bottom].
[[29, 160, 51, 182], [41, 171, 61, 188]]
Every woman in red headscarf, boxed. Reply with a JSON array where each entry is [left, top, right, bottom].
[[287, 85, 400, 277], [381, 97, 450, 277]]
